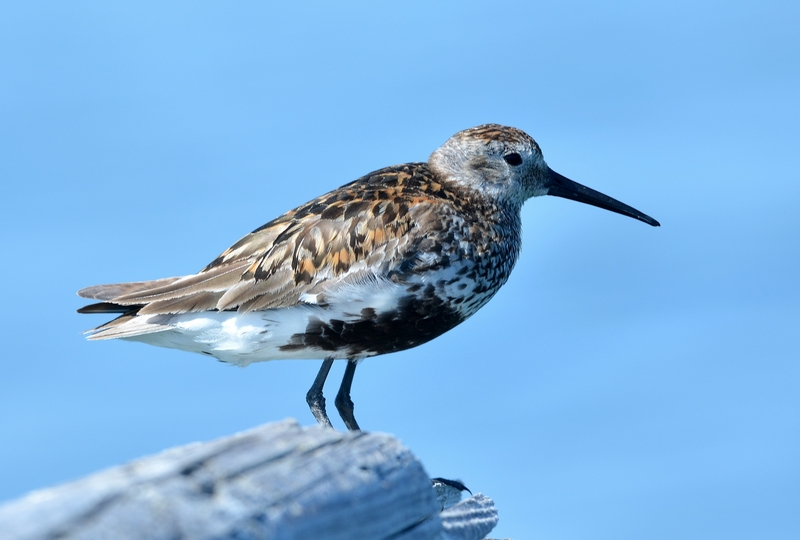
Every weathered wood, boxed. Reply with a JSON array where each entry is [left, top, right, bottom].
[[0, 420, 498, 539]]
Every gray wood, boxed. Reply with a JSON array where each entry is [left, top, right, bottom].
[[0, 420, 498, 539], [440, 495, 500, 540]]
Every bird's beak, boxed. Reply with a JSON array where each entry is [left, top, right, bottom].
[[545, 168, 660, 227]]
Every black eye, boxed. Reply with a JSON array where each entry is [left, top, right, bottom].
[[503, 153, 523, 166]]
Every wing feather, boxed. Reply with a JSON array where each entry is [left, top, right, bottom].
[[78, 277, 183, 301], [78, 163, 461, 321]]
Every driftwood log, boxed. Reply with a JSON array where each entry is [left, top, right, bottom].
[[0, 420, 499, 539]]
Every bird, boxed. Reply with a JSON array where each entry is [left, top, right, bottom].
[[77, 124, 659, 431], [431, 477, 472, 511]]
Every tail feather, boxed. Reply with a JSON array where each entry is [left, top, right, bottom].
[[77, 264, 252, 340], [77, 302, 139, 314], [78, 277, 188, 339], [78, 277, 183, 301], [84, 311, 173, 340]]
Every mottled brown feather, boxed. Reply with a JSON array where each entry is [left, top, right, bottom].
[[78, 163, 477, 316]]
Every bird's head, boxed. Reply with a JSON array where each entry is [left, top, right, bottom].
[[429, 124, 659, 226]]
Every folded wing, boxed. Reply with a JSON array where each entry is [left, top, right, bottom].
[[77, 164, 450, 339]]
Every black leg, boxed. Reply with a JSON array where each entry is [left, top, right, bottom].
[[306, 358, 334, 428], [335, 359, 361, 431]]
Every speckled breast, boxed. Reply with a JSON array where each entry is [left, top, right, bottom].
[[279, 202, 522, 359]]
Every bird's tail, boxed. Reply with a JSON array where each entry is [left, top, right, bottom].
[[77, 277, 183, 340]]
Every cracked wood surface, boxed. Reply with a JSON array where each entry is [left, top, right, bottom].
[[0, 420, 498, 540]]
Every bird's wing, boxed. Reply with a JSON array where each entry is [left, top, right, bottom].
[[78, 164, 459, 316]]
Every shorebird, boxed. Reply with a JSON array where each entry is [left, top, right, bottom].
[[431, 478, 472, 511], [78, 124, 659, 430]]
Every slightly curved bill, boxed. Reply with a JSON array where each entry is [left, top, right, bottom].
[[545, 168, 660, 227]]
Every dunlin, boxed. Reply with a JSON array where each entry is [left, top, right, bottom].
[[78, 124, 659, 430]]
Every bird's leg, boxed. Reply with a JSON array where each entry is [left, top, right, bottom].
[[306, 358, 334, 428], [335, 359, 361, 431]]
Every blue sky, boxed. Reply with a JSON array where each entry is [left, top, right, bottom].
[[1, 1, 798, 538]]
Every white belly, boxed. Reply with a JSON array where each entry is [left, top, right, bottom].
[[124, 304, 367, 366]]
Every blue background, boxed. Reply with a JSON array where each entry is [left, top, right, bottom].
[[1, 2, 798, 538]]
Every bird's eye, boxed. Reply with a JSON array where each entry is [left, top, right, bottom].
[[503, 153, 523, 166]]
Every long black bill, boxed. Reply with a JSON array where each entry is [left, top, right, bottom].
[[545, 168, 660, 227]]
